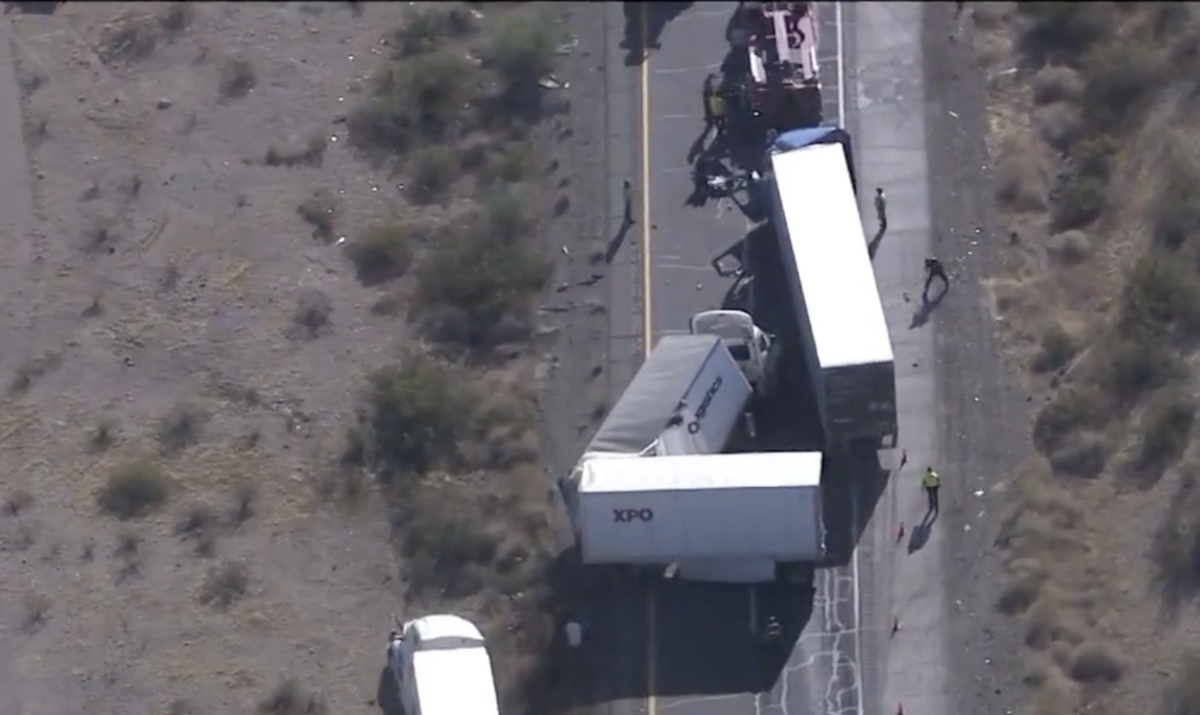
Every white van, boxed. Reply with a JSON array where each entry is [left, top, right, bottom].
[[385, 614, 500, 715]]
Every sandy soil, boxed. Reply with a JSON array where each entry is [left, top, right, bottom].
[[0, 2, 589, 714], [972, 3, 1200, 714]]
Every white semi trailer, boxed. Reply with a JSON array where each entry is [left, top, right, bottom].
[[767, 128, 897, 446], [577, 451, 824, 583]]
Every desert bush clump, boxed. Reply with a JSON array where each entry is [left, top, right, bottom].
[[1081, 39, 1165, 134], [157, 403, 207, 456], [349, 50, 479, 157], [389, 3, 478, 58], [344, 219, 421, 287], [1052, 171, 1107, 231], [98, 461, 170, 520], [290, 288, 333, 340], [1033, 385, 1108, 454], [400, 481, 500, 599], [417, 186, 550, 347], [1046, 230, 1090, 266], [1141, 392, 1196, 468], [1067, 641, 1123, 684], [258, 679, 328, 715], [1017, 2, 1113, 63], [1032, 64, 1083, 104], [1032, 324, 1078, 373], [478, 11, 557, 92], [362, 353, 476, 478], [1153, 154, 1200, 251], [297, 189, 340, 243], [408, 146, 460, 205], [200, 560, 249, 609], [1049, 433, 1107, 479], [217, 57, 256, 101], [1097, 335, 1183, 403], [1120, 252, 1200, 339]]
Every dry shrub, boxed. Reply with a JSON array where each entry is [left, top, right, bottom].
[[1033, 384, 1108, 454], [264, 134, 327, 168], [361, 352, 476, 478], [1153, 152, 1200, 251], [258, 679, 328, 715], [1052, 171, 1107, 230], [399, 480, 503, 599], [217, 57, 256, 101], [1097, 334, 1183, 404], [297, 189, 340, 244], [1120, 251, 1200, 338], [10, 351, 63, 395], [1067, 640, 1123, 684], [344, 219, 421, 288], [1049, 433, 1107, 479], [1081, 38, 1167, 134], [1017, 3, 1114, 57], [1140, 392, 1196, 470], [416, 185, 551, 348], [1032, 324, 1078, 373], [98, 461, 170, 520], [290, 289, 333, 340], [408, 145, 460, 205], [348, 49, 481, 158], [157, 403, 207, 456], [1164, 651, 1200, 715], [1046, 229, 1090, 266], [200, 560, 249, 609], [1034, 102, 1082, 151], [1151, 477, 1200, 607], [995, 152, 1046, 212], [998, 556, 1049, 615], [1033, 64, 1083, 105], [388, 3, 479, 59]]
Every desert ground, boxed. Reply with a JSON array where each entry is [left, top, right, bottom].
[[0, 2, 597, 714], [974, 3, 1200, 714]]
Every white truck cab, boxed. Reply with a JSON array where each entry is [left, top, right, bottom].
[[689, 309, 778, 393], [385, 614, 500, 715]]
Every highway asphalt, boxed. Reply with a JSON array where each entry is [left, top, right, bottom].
[[641, 4, 864, 715]]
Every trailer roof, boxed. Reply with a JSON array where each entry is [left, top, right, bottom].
[[585, 334, 722, 455], [772, 142, 893, 368], [580, 451, 822, 493]]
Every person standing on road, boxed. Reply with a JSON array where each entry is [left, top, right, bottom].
[[702, 74, 717, 131], [922, 466, 941, 515], [923, 256, 949, 299], [874, 187, 887, 232], [622, 180, 634, 227], [709, 90, 727, 138]]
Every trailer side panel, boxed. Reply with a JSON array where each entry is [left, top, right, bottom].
[[579, 451, 823, 564]]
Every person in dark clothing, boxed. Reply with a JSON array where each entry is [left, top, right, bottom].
[[874, 188, 887, 232], [622, 180, 634, 227], [923, 257, 949, 299]]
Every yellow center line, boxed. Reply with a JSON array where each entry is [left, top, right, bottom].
[[637, 4, 657, 715]]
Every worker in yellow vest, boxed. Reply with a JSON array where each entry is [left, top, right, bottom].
[[922, 467, 941, 514]]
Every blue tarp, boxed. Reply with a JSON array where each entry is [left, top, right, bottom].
[[771, 126, 839, 152], [768, 125, 857, 194]]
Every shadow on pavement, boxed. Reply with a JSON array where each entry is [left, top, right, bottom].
[[652, 579, 815, 697], [868, 224, 887, 259], [376, 665, 404, 715], [907, 517, 934, 554], [909, 283, 949, 330], [3, 1, 62, 15], [622, 1, 694, 66]]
